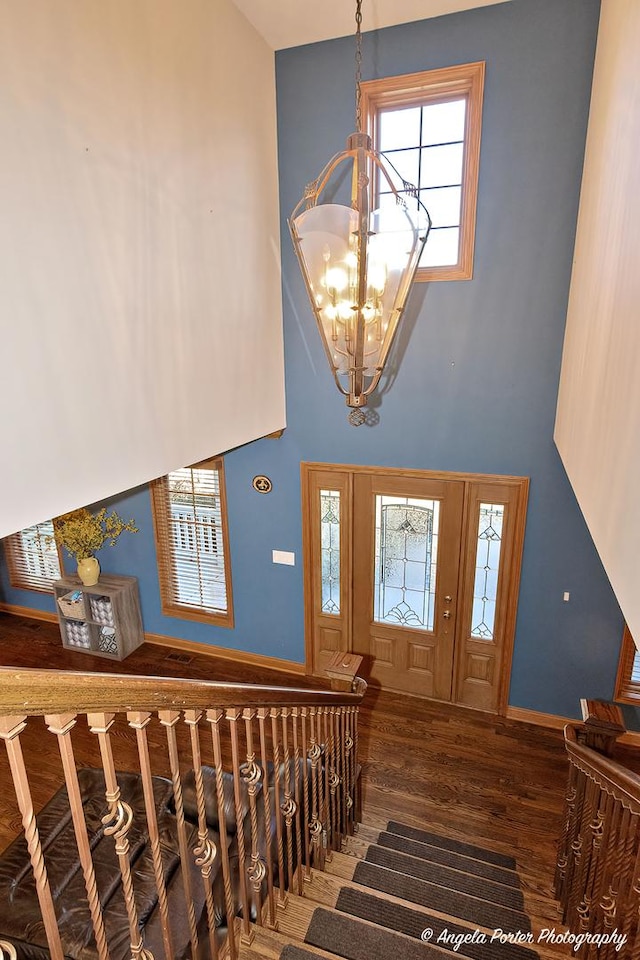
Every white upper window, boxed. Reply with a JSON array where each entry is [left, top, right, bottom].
[[361, 61, 485, 281]]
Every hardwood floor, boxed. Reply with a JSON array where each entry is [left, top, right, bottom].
[[0, 611, 582, 949], [0, 612, 569, 877]]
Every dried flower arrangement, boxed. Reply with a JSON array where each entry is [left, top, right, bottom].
[[53, 508, 138, 561]]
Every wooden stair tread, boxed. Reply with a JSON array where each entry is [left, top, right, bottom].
[[325, 850, 530, 927], [358, 811, 526, 859], [351, 824, 558, 899], [303, 865, 514, 933], [341, 836, 369, 858], [271, 888, 492, 960], [325, 844, 568, 959], [347, 839, 524, 897], [304, 865, 562, 954], [354, 842, 561, 916], [237, 922, 337, 960], [251, 879, 571, 960], [349, 823, 380, 844], [341, 845, 558, 919]]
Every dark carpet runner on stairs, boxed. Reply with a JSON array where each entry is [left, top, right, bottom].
[[364, 845, 525, 911], [335, 887, 539, 960], [280, 948, 320, 960], [351, 860, 531, 932], [376, 831, 521, 889], [386, 821, 517, 870], [305, 908, 448, 960], [279, 822, 537, 960]]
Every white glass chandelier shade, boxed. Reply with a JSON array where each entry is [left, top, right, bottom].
[[289, 134, 431, 422]]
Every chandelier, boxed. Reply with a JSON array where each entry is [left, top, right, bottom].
[[288, 0, 431, 425]]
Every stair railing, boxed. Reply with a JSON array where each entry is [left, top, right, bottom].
[[556, 700, 640, 957], [0, 666, 367, 960]]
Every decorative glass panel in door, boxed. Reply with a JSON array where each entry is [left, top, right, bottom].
[[353, 474, 464, 700], [471, 503, 504, 640], [320, 490, 341, 615], [303, 470, 352, 675], [374, 497, 439, 631], [453, 483, 526, 713]]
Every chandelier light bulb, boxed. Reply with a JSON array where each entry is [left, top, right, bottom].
[[325, 266, 349, 294], [337, 300, 355, 321]]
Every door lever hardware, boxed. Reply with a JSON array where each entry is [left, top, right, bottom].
[[444, 595, 453, 603], [443, 610, 451, 620]]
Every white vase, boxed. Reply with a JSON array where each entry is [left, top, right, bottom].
[[77, 556, 100, 586]]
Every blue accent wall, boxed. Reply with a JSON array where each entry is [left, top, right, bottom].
[[1, 0, 626, 719]]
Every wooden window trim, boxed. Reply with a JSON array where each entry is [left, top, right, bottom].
[[360, 61, 485, 282], [150, 457, 234, 628], [4, 521, 63, 593], [614, 624, 640, 703]]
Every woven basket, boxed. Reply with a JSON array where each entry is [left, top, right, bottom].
[[57, 591, 86, 620]]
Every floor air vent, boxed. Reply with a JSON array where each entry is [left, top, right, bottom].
[[164, 652, 194, 665]]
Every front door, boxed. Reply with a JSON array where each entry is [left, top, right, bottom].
[[302, 463, 528, 714], [352, 472, 464, 700]]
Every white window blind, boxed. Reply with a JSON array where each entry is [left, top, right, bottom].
[[3, 520, 62, 592]]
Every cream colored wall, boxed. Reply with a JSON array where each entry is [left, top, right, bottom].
[[231, 0, 512, 50], [0, 0, 284, 538], [555, 0, 640, 643]]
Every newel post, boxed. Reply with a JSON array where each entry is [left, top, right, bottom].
[[579, 699, 626, 757]]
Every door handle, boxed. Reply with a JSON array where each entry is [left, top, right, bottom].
[[443, 609, 451, 620], [444, 595, 453, 603]]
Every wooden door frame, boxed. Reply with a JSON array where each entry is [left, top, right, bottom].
[[301, 462, 529, 716]]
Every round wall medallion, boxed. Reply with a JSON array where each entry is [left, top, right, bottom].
[[252, 475, 272, 494]]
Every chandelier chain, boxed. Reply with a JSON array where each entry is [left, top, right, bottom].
[[355, 0, 363, 131]]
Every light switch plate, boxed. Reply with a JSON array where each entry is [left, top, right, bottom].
[[273, 550, 295, 566]]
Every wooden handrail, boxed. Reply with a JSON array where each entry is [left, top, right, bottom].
[[0, 666, 367, 716], [564, 723, 640, 814], [556, 719, 640, 956], [0, 665, 367, 960]]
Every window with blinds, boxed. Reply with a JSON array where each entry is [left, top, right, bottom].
[[614, 624, 640, 703], [150, 458, 234, 626], [3, 520, 62, 592]]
